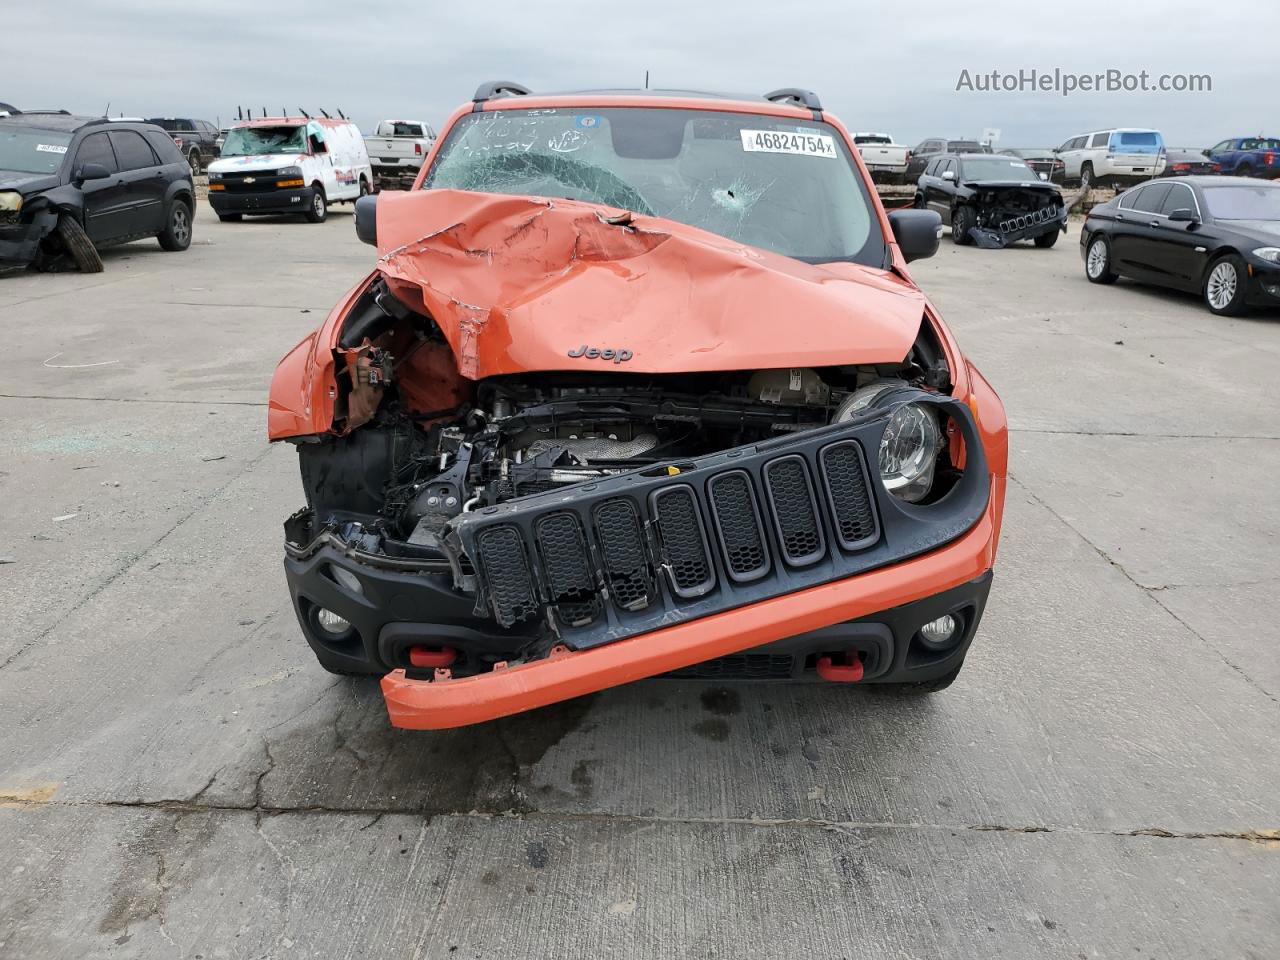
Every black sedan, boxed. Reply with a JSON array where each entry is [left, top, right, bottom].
[[1081, 176, 1280, 315], [1163, 148, 1219, 177]]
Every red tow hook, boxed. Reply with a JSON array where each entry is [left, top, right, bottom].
[[408, 646, 458, 668], [816, 653, 865, 683]]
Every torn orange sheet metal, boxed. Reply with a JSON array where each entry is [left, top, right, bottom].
[[371, 189, 928, 379]]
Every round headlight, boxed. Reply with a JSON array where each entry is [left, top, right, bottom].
[[879, 403, 942, 502], [836, 382, 944, 503]]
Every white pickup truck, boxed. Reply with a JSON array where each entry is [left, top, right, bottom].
[[363, 120, 437, 188], [853, 133, 910, 183]]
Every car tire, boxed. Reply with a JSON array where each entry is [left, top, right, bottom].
[[1236, 163, 1254, 179], [869, 662, 964, 695], [1079, 162, 1094, 190], [216, 212, 242, 222], [951, 205, 975, 245], [912, 193, 926, 209], [1203, 254, 1249, 316], [54, 214, 104, 273], [1033, 230, 1060, 249], [359, 176, 371, 198], [187, 149, 201, 175], [157, 198, 193, 251], [304, 185, 327, 223], [1084, 233, 1118, 284]]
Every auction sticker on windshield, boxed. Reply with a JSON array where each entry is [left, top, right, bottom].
[[740, 130, 837, 158]]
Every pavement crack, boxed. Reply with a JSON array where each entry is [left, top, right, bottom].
[[11, 796, 1279, 847], [1008, 473, 1279, 706], [0, 392, 266, 408], [1008, 427, 1280, 441]]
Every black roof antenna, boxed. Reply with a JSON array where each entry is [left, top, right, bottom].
[[298, 108, 310, 119], [319, 108, 331, 119], [644, 70, 649, 90], [237, 106, 243, 121], [337, 108, 347, 120]]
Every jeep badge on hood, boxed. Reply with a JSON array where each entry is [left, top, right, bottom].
[[567, 345, 633, 362]]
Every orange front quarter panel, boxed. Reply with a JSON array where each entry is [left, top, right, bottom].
[[381, 481, 1003, 730], [267, 273, 377, 441]]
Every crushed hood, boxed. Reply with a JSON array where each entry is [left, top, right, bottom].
[[372, 190, 925, 379]]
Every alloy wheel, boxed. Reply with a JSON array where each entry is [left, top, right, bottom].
[[1087, 239, 1107, 278], [173, 206, 190, 245], [1206, 262, 1237, 310]]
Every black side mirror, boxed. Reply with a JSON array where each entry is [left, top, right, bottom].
[[1168, 208, 1199, 224], [354, 193, 378, 246], [887, 208, 942, 263], [75, 162, 110, 184]]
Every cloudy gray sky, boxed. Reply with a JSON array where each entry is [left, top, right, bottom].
[[5, 1, 1273, 148]]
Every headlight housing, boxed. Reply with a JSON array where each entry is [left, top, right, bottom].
[[277, 165, 303, 178], [1252, 247, 1280, 264], [207, 171, 223, 181], [0, 191, 22, 214], [836, 382, 945, 503]]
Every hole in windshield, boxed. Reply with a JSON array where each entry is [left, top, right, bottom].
[[423, 107, 885, 267]]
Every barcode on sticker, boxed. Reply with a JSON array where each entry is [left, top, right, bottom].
[[36, 143, 68, 154], [740, 130, 837, 158]]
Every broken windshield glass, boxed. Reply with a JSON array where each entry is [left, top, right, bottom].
[[424, 108, 883, 266], [220, 125, 308, 157]]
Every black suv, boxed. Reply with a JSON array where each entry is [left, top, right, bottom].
[[0, 112, 195, 272], [914, 152, 1065, 248], [145, 118, 221, 173], [905, 138, 992, 181]]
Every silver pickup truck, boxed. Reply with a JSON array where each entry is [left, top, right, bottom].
[[853, 132, 910, 184], [364, 120, 437, 188]]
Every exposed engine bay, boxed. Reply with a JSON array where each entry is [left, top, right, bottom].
[[965, 187, 1066, 249], [293, 281, 956, 565]]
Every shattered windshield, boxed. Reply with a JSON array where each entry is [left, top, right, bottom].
[[961, 157, 1042, 181], [424, 108, 884, 266], [0, 126, 72, 175], [220, 125, 307, 157]]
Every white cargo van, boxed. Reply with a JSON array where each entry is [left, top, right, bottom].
[[206, 117, 373, 222]]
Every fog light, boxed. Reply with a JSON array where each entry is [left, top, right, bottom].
[[1263, 283, 1280, 299], [919, 613, 958, 648], [316, 607, 351, 635]]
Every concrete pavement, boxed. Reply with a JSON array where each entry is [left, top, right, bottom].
[[1, 207, 1276, 958]]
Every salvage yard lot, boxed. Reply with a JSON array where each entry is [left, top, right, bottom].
[[1, 206, 1277, 958]]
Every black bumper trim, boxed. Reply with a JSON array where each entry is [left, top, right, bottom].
[[209, 186, 313, 213]]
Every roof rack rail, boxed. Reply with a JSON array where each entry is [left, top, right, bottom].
[[473, 81, 532, 103], [763, 88, 823, 112]]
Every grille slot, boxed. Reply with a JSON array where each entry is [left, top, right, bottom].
[[535, 512, 597, 626], [819, 441, 879, 551], [707, 471, 770, 583], [763, 456, 826, 567], [650, 485, 716, 599], [666, 654, 795, 680], [592, 498, 653, 611], [475, 525, 538, 627]]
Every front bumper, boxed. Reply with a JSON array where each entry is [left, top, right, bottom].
[[380, 491, 1002, 728], [208, 186, 313, 214], [0, 210, 57, 265], [1244, 259, 1280, 305]]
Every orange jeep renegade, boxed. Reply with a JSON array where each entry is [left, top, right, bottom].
[[268, 83, 1009, 728]]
